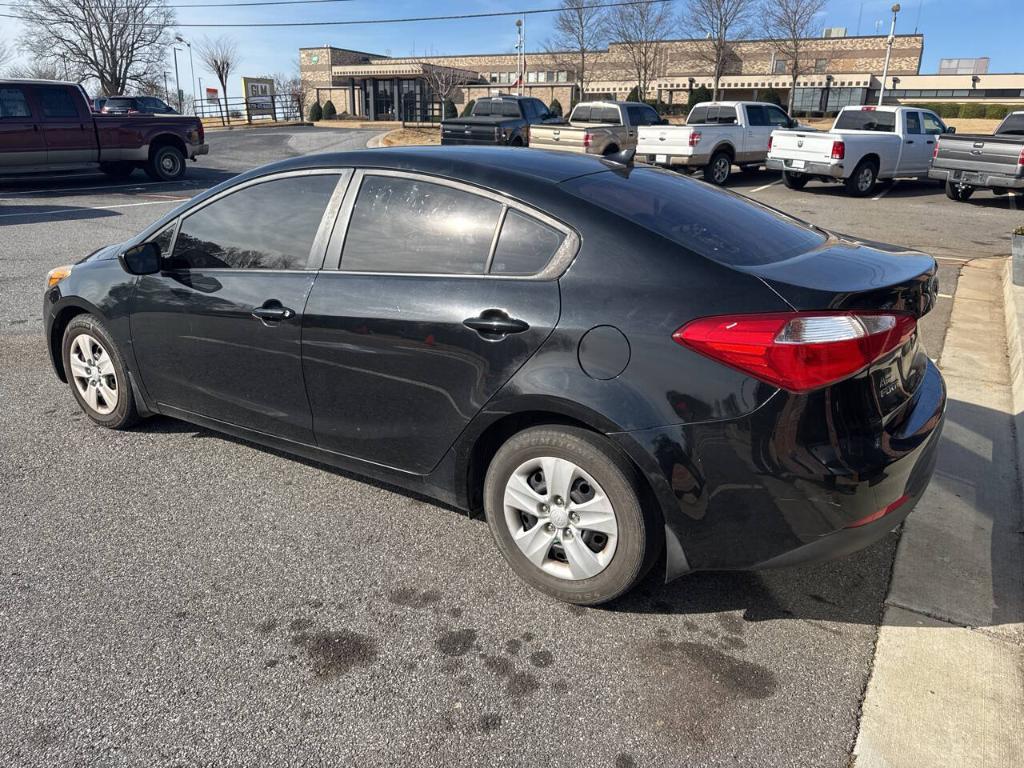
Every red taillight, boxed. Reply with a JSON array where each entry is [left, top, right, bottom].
[[831, 140, 845, 160], [583, 133, 592, 149], [1018, 146, 1024, 166], [768, 135, 773, 152], [688, 130, 702, 147], [933, 140, 940, 160], [197, 121, 205, 143], [846, 494, 910, 529], [862, 106, 877, 111], [673, 311, 916, 393]]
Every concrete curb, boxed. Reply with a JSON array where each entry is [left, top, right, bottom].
[[365, 131, 391, 149], [1002, 256, 1024, 519], [853, 257, 1024, 767], [203, 121, 312, 133]]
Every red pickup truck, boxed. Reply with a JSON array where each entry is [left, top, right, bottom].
[[0, 79, 209, 182]]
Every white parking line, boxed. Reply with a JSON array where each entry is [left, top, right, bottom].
[[749, 180, 781, 193], [0, 180, 201, 197], [872, 181, 898, 201], [937, 293, 954, 299], [0, 199, 181, 220]]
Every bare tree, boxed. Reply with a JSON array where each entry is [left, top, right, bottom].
[[8, 59, 64, 81], [273, 67, 309, 121], [764, 0, 827, 113], [197, 35, 240, 125], [685, 0, 758, 100], [17, 0, 175, 94], [414, 55, 470, 121], [608, 0, 673, 101], [0, 38, 14, 74], [543, 0, 610, 104]]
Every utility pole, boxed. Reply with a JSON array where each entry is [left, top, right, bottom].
[[172, 46, 182, 112], [163, 71, 170, 103], [878, 4, 900, 106], [198, 77, 204, 118], [515, 19, 524, 96], [176, 35, 196, 114]]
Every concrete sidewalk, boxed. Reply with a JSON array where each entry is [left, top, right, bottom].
[[854, 257, 1024, 767]]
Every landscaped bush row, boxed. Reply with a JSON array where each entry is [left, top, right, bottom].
[[914, 102, 1019, 120]]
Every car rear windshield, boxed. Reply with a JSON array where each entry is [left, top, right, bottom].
[[834, 109, 896, 132], [686, 105, 738, 125], [563, 168, 826, 266], [473, 100, 520, 117], [103, 97, 136, 110], [571, 106, 621, 124]]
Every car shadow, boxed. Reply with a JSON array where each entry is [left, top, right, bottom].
[[0, 168, 239, 198], [0, 204, 122, 226]]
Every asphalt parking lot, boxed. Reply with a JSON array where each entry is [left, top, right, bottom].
[[1, 127, 1021, 767]]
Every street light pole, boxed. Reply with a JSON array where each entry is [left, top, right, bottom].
[[163, 71, 170, 103], [877, 3, 901, 106], [175, 35, 196, 114], [172, 47, 182, 112]]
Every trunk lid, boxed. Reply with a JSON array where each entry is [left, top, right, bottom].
[[738, 236, 938, 418], [530, 125, 589, 150], [933, 134, 1024, 178]]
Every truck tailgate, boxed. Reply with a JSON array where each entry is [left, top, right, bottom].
[[637, 126, 697, 157], [529, 125, 588, 151], [933, 135, 1024, 178], [769, 130, 839, 162]]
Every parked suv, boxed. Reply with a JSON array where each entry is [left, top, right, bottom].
[[440, 95, 559, 146]]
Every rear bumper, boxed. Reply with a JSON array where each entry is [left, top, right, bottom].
[[641, 152, 708, 168], [928, 166, 1024, 189], [188, 143, 209, 160], [767, 157, 845, 178], [612, 359, 946, 579], [441, 136, 503, 146]]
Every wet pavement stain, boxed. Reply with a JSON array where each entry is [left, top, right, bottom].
[[288, 617, 314, 632], [481, 653, 540, 697], [388, 587, 443, 609], [255, 617, 278, 634], [615, 754, 637, 768], [436, 628, 477, 657], [478, 713, 502, 733], [529, 650, 554, 668], [504, 639, 522, 656], [291, 629, 378, 679]]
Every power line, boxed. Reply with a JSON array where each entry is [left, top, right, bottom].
[[0, 0, 359, 7], [0, 0, 674, 29]]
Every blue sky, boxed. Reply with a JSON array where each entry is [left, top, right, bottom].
[[2, 0, 1021, 98]]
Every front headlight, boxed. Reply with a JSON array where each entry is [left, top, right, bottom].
[[46, 265, 73, 289]]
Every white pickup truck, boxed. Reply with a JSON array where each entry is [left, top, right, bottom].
[[767, 105, 954, 196], [636, 101, 798, 185]]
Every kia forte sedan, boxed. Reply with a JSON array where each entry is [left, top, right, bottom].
[[43, 146, 945, 605]]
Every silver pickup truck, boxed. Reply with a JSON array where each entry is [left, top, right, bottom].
[[928, 111, 1024, 202], [528, 101, 664, 156]]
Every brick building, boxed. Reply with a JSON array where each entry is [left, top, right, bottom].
[[299, 33, 1023, 120]]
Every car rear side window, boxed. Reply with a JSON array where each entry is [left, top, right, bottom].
[[834, 109, 896, 132], [921, 112, 946, 135], [564, 168, 826, 267], [490, 210, 565, 275], [37, 86, 79, 118], [168, 174, 340, 270], [341, 176, 502, 274], [0, 88, 31, 118]]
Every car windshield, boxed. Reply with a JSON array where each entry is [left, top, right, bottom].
[[104, 98, 136, 110], [563, 168, 827, 266], [834, 109, 897, 132]]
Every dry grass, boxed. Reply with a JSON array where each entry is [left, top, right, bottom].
[[381, 128, 440, 147]]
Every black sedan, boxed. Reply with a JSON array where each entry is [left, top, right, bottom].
[[43, 147, 945, 605]]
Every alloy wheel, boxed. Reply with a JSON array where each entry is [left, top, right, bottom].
[[856, 166, 874, 193], [502, 456, 618, 580], [68, 333, 118, 415], [712, 156, 730, 184]]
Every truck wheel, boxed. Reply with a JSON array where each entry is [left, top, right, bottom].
[[510, 136, 524, 147], [145, 145, 186, 182], [602, 144, 620, 156], [99, 162, 135, 179], [782, 170, 808, 190], [704, 151, 732, 185], [844, 160, 878, 197], [945, 180, 974, 202]]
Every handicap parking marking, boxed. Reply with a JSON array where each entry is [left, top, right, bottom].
[[0, 199, 181, 220]]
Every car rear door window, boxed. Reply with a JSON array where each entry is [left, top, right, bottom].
[[168, 174, 340, 270], [37, 86, 80, 118], [490, 210, 565, 275], [746, 105, 768, 126], [341, 175, 502, 274], [905, 111, 922, 134], [0, 88, 31, 118], [627, 105, 660, 126]]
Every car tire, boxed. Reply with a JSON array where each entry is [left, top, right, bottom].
[[782, 170, 809, 190], [483, 426, 658, 606], [510, 136, 524, 147], [145, 145, 186, 181], [62, 315, 140, 430], [100, 162, 135, 179], [945, 181, 974, 202], [704, 151, 732, 185], [844, 159, 878, 197]]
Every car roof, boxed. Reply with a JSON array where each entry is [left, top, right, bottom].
[[0, 78, 77, 86]]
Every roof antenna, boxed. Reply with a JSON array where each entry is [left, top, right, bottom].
[[602, 148, 635, 167]]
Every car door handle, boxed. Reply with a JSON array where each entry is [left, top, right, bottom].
[[463, 311, 529, 339], [926, 139, 934, 144], [251, 303, 295, 322], [906, 140, 915, 144]]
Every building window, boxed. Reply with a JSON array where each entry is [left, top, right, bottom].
[[773, 59, 789, 75], [814, 58, 828, 74], [557, 71, 569, 83]]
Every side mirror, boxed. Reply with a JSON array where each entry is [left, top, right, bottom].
[[119, 241, 161, 275], [788, 118, 798, 129], [946, 126, 956, 134]]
